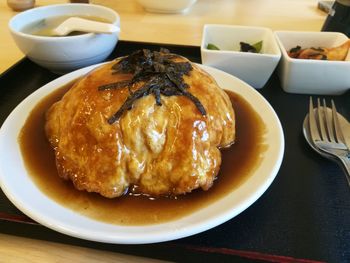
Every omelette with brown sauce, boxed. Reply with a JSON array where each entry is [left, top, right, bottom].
[[45, 49, 235, 198]]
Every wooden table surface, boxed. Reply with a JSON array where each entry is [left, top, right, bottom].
[[0, 0, 326, 261]]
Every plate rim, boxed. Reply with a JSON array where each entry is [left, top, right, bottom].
[[0, 62, 284, 244]]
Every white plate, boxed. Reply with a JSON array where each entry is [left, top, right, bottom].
[[0, 63, 284, 244]]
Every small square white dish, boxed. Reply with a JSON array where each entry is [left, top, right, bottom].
[[201, 24, 281, 89], [275, 31, 350, 95]]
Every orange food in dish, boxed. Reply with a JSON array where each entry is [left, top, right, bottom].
[[288, 39, 350, 61], [45, 49, 235, 198]]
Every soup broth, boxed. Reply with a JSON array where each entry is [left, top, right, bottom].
[[21, 15, 113, 36]]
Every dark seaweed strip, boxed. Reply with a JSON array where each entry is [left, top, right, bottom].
[[165, 69, 206, 115], [107, 85, 151, 124], [98, 80, 130, 91], [100, 49, 207, 124], [180, 90, 207, 116]]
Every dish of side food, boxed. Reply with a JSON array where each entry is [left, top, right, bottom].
[[274, 31, 350, 95], [0, 50, 284, 244], [288, 39, 350, 60]]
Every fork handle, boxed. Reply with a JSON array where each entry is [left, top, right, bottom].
[[338, 156, 350, 187]]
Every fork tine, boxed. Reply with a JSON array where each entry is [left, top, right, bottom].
[[331, 100, 347, 145], [309, 97, 321, 142], [317, 98, 328, 141], [322, 98, 336, 142]]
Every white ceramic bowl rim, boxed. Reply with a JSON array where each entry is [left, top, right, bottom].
[[8, 3, 120, 41], [136, 0, 197, 12], [202, 49, 280, 58]]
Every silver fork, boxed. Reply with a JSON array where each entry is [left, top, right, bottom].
[[308, 97, 350, 185]]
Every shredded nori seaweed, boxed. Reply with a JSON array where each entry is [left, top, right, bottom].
[[99, 49, 207, 124]]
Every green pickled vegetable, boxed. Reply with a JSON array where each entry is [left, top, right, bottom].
[[240, 40, 263, 53], [207, 43, 220, 50], [252, 41, 263, 53]]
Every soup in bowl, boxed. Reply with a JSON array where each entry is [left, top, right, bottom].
[[9, 4, 120, 74]]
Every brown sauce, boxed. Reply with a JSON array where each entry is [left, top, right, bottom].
[[18, 84, 267, 225]]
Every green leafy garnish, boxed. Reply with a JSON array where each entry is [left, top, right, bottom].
[[252, 41, 263, 53], [207, 43, 220, 50], [240, 40, 263, 53], [207, 41, 263, 53]]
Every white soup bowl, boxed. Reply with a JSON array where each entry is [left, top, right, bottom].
[[9, 4, 120, 74]]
